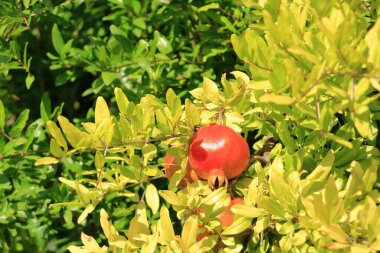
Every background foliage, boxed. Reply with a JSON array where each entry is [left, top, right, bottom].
[[0, 0, 251, 252], [1, 0, 380, 252]]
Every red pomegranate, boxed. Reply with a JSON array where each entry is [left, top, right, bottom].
[[164, 154, 198, 189], [219, 198, 244, 228], [188, 124, 250, 188]]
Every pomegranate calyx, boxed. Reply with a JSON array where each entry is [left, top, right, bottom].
[[208, 169, 228, 189]]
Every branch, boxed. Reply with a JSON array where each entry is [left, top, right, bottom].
[[243, 60, 273, 72], [66, 133, 190, 157], [0, 130, 12, 141]]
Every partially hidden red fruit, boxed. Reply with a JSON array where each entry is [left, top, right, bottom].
[[164, 154, 198, 189], [219, 198, 244, 228], [188, 124, 250, 188]]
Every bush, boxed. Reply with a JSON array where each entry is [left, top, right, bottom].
[[0, 0, 251, 252], [2, 0, 380, 252]]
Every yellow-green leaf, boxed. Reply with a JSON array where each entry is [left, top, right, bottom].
[[325, 133, 353, 149], [321, 224, 348, 243], [100, 209, 112, 240], [259, 94, 294, 105], [222, 217, 251, 235], [50, 139, 64, 157], [114, 87, 129, 115], [231, 205, 266, 218], [80, 232, 105, 252], [95, 97, 111, 125], [101, 72, 119, 86], [181, 215, 198, 247], [159, 190, 181, 206], [78, 204, 96, 224], [58, 116, 89, 148], [46, 121, 68, 151], [145, 184, 159, 215], [141, 233, 158, 253], [35, 157, 59, 166], [142, 144, 157, 160], [203, 77, 219, 103], [159, 206, 175, 244], [95, 151, 105, 170], [0, 100, 4, 130]]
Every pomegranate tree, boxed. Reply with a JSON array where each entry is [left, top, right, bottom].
[[188, 124, 250, 188]]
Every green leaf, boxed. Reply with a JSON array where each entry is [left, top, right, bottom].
[[302, 151, 334, 196], [325, 133, 353, 149], [277, 122, 297, 153], [101, 72, 119, 86], [9, 109, 29, 138], [40, 92, 51, 123], [154, 31, 172, 54], [365, 18, 380, 65], [142, 144, 157, 161], [352, 105, 371, 138], [22, 0, 30, 9], [52, 24, 64, 55], [0, 100, 4, 131], [325, 175, 345, 223], [95, 151, 105, 170], [320, 101, 335, 132], [198, 3, 219, 12], [222, 217, 252, 235], [269, 168, 296, 211], [145, 184, 159, 215], [200, 187, 228, 206], [362, 159, 378, 193], [25, 73, 35, 89], [305, 151, 334, 182], [185, 99, 200, 128], [257, 196, 286, 219]]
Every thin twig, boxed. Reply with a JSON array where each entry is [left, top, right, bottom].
[[0, 130, 12, 141], [243, 60, 273, 72], [66, 133, 190, 157], [316, 97, 321, 121], [350, 78, 355, 115]]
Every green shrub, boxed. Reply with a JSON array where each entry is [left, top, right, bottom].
[[1, 0, 380, 252], [37, 1, 380, 252], [0, 1, 254, 252]]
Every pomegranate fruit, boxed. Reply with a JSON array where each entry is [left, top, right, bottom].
[[219, 198, 244, 228], [164, 154, 198, 189], [188, 124, 250, 188]]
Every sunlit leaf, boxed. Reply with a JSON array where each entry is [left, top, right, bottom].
[[35, 157, 59, 165], [145, 184, 159, 215]]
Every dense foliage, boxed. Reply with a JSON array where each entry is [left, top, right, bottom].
[[1, 0, 380, 252], [0, 0, 251, 252]]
